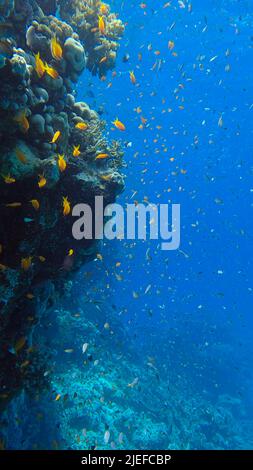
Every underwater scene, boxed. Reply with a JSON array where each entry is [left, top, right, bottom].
[[0, 0, 253, 452]]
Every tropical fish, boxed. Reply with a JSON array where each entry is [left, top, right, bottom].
[[75, 122, 88, 130], [30, 199, 40, 210], [50, 37, 62, 61], [14, 110, 29, 132], [100, 174, 112, 181], [45, 63, 59, 79], [98, 16, 106, 35], [5, 202, 21, 208], [38, 256, 46, 262], [104, 430, 110, 444], [68, 249, 74, 256], [168, 40, 175, 50], [62, 196, 71, 216], [82, 343, 88, 354], [14, 336, 26, 354], [21, 256, 32, 271], [112, 118, 125, 131], [99, 56, 107, 64], [15, 148, 27, 164], [38, 175, 47, 188], [100, 3, 108, 15], [50, 130, 61, 143], [3, 174, 15, 184], [58, 154, 66, 172], [64, 349, 74, 353], [55, 394, 61, 401], [96, 253, 103, 261], [73, 145, 81, 157], [129, 71, 136, 84], [34, 52, 45, 78], [127, 377, 139, 388], [95, 153, 109, 160]]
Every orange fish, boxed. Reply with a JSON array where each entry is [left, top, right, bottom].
[[98, 16, 106, 35], [50, 130, 61, 143], [58, 154, 66, 172], [168, 40, 175, 50], [38, 175, 46, 188], [14, 110, 29, 132], [45, 63, 59, 79], [30, 199, 40, 210], [62, 196, 71, 216], [100, 3, 109, 14], [3, 174, 15, 184], [50, 37, 62, 61], [112, 118, 125, 131], [75, 122, 88, 130], [73, 145, 81, 157], [15, 148, 27, 164], [21, 256, 32, 271], [34, 52, 45, 78], [95, 153, 109, 160], [129, 71, 136, 84], [14, 336, 27, 354], [5, 202, 21, 208]]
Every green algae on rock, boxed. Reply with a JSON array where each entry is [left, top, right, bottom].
[[0, 0, 125, 411]]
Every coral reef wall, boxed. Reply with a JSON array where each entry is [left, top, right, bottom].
[[0, 0, 125, 410]]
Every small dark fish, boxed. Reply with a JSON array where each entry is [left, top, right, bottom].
[[122, 53, 130, 63]]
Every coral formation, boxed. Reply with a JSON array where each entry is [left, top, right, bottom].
[[58, 0, 125, 77], [0, 0, 124, 411]]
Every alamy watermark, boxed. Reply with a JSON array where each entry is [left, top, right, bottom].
[[71, 196, 180, 251]]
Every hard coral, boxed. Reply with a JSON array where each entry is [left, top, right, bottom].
[[59, 0, 124, 77]]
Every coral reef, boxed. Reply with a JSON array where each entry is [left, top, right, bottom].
[[58, 0, 125, 77], [0, 0, 125, 412]]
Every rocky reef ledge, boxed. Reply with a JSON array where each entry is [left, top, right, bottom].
[[0, 0, 125, 410]]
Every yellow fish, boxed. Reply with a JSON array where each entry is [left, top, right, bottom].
[[75, 122, 88, 130], [100, 174, 112, 181], [98, 15, 106, 35], [168, 40, 175, 50], [100, 3, 109, 14], [63, 196, 71, 216], [30, 199, 40, 210], [55, 394, 61, 401], [15, 148, 27, 164], [14, 110, 29, 132], [129, 71, 136, 84], [5, 202, 21, 208], [34, 52, 45, 78], [68, 249, 74, 256], [38, 255, 46, 262], [58, 154, 66, 172], [50, 130, 61, 143], [26, 293, 34, 299], [73, 145, 81, 157], [21, 256, 32, 271], [95, 153, 109, 160], [45, 63, 59, 79], [50, 37, 62, 61], [14, 336, 27, 353], [38, 175, 47, 188], [3, 174, 15, 184], [112, 118, 126, 131]]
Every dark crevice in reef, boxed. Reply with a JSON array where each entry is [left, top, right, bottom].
[[0, 0, 125, 410]]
